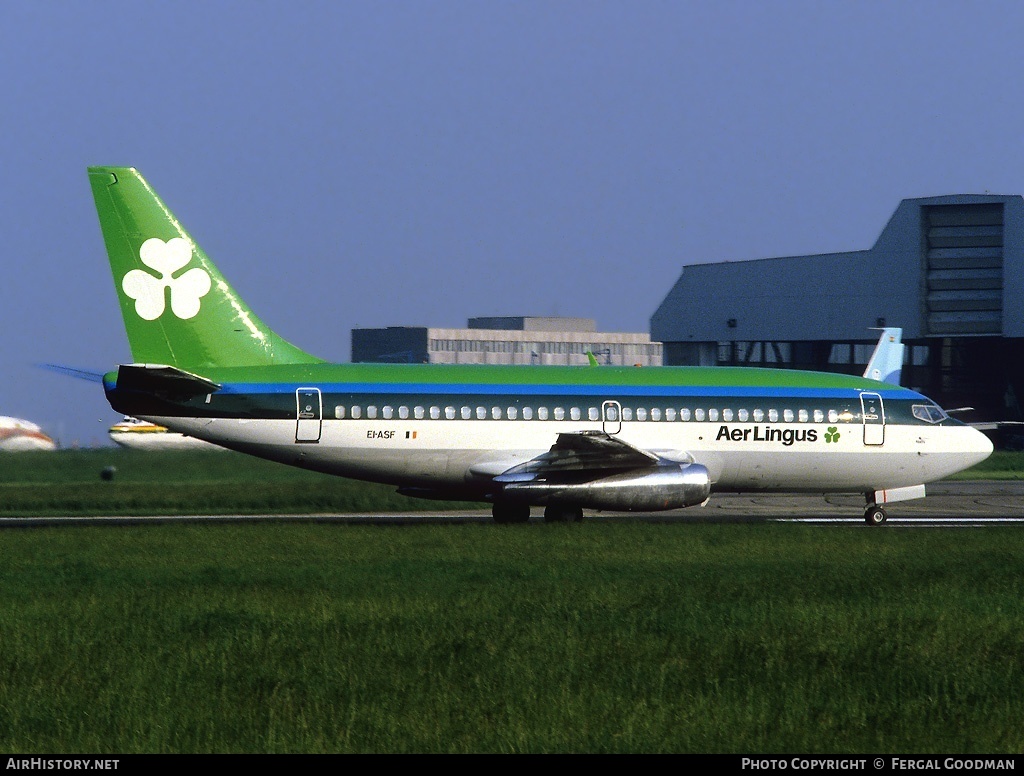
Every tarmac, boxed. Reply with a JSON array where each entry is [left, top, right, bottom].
[[1, 480, 1021, 528]]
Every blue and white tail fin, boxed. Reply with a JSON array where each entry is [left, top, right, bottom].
[[863, 327, 904, 385]]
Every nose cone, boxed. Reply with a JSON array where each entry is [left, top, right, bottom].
[[964, 426, 995, 469], [923, 424, 994, 484]]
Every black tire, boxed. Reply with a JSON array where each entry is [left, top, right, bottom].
[[492, 503, 530, 524], [543, 505, 585, 523], [864, 505, 887, 526]]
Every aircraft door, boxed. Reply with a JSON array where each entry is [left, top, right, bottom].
[[296, 387, 322, 443], [602, 400, 622, 435], [860, 392, 884, 446]]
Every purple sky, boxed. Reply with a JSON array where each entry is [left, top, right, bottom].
[[3, 0, 1023, 447]]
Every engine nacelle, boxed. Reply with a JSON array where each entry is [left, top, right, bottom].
[[498, 463, 711, 512]]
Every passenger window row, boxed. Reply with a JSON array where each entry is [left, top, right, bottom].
[[333, 404, 847, 423]]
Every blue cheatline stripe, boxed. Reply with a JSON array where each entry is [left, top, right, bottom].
[[217, 382, 916, 400]]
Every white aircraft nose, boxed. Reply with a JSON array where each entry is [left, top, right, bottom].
[[923, 424, 994, 483], [966, 425, 995, 465]]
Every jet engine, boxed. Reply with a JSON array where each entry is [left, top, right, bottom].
[[497, 463, 711, 512]]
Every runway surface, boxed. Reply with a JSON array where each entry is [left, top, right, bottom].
[[2, 480, 1022, 528]]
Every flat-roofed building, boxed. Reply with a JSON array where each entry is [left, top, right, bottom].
[[353, 317, 663, 366]]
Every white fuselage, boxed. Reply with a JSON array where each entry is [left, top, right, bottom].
[[146, 413, 993, 495]]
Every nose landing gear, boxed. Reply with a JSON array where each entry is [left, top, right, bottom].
[[864, 504, 888, 526]]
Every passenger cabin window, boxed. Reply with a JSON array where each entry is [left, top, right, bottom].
[[430, 406, 440, 419], [554, 407, 566, 421], [665, 408, 677, 422], [445, 407, 456, 420], [570, 407, 581, 421], [523, 407, 534, 420], [708, 409, 719, 422], [814, 409, 824, 423], [636, 408, 648, 421], [680, 408, 691, 421], [798, 409, 808, 423], [828, 409, 839, 423], [476, 407, 487, 420], [753, 409, 764, 422], [367, 406, 378, 419], [461, 406, 472, 420], [722, 408, 733, 421], [783, 409, 794, 422], [538, 407, 549, 420], [694, 409, 705, 422], [508, 406, 518, 420], [737, 409, 749, 422], [351, 406, 362, 419], [334, 406, 346, 419], [651, 408, 662, 421], [588, 407, 600, 421], [399, 406, 410, 419], [768, 409, 778, 422]]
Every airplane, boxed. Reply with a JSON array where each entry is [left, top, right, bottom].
[[108, 416, 226, 451], [87, 166, 993, 525], [0, 416, 57, 451], [862, 327, 904, 385]]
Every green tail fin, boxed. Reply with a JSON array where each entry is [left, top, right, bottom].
[[88, 167, 322, 369]]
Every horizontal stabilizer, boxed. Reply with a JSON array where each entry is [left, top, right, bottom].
[[38, 363, 106, 383]]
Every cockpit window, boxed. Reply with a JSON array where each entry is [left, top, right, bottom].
[[913, 404, 948, 423]]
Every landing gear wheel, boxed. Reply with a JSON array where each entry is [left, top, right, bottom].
[[492, 503, 530, 524], [543, 505, 584, 523], [864, 505, 887, 526]]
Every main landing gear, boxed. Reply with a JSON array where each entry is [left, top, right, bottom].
[[490, 503, 586, 524], [492, 503, 530, 524], [543, 505, 584, 523], [864, 503, 888, 526]]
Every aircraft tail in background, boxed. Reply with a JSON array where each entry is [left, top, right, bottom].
[[87, 167, 322, 371], [863, 327, 904, 385]]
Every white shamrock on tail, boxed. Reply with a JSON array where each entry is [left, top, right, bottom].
[[122, 237, 212, 320]]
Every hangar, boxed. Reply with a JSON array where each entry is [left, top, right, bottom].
[[651, 195, 1024, 441]]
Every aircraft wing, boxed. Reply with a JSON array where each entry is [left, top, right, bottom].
[[491, 431, 711, 511], [494, 430, 661, 481]]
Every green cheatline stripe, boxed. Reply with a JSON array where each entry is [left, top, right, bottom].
[[125, 362, 913, 391]]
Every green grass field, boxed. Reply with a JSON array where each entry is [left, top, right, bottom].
[[0, 449, 1022, 753], [0, 449, 482, 516], [0, 522, 1022, 753]]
